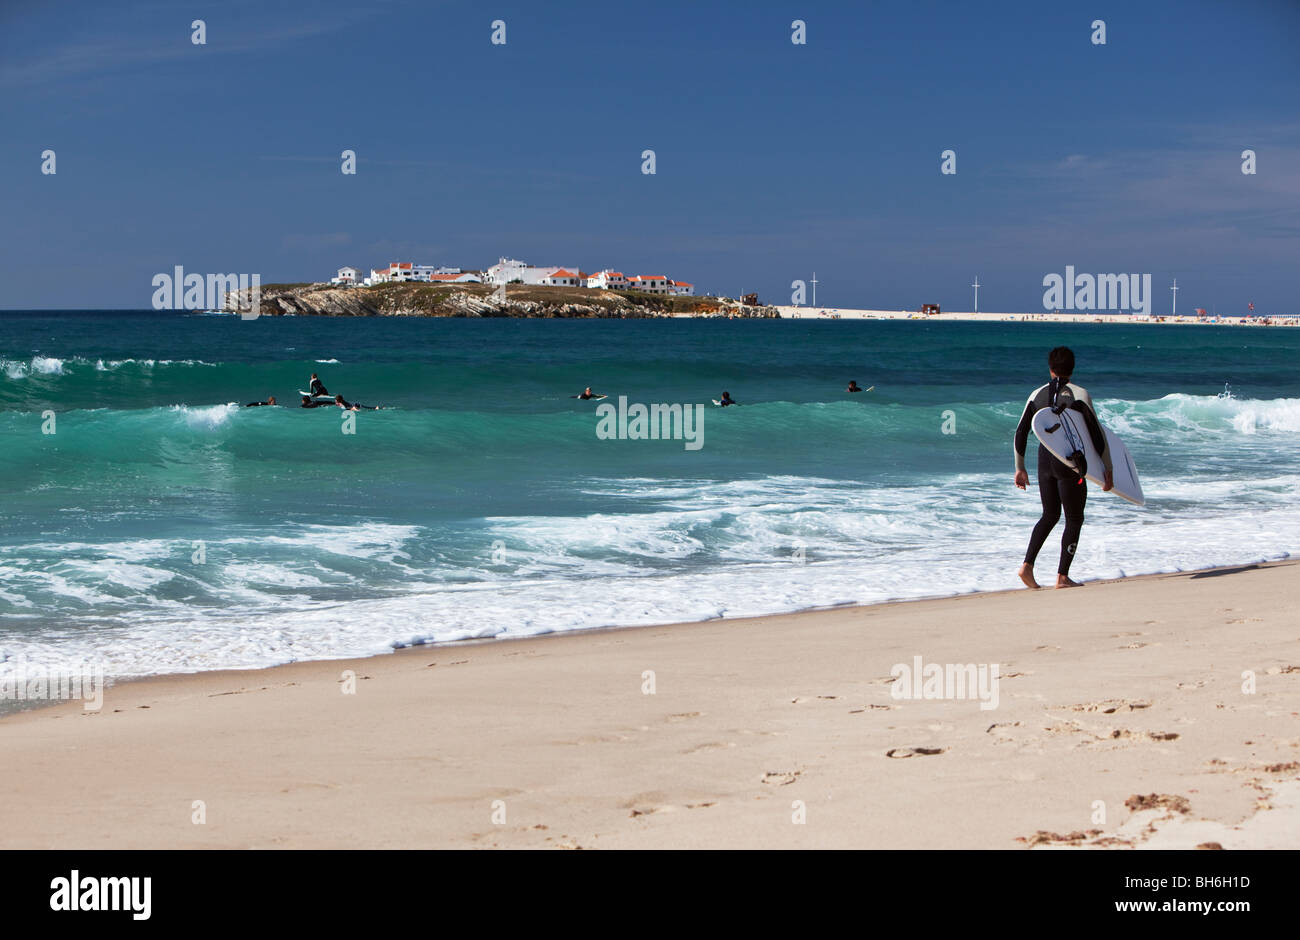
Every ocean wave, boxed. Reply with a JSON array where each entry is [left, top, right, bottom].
[[1101, 393, 1300, 435], [1, 355, 219, 379], [1, 473, 1296, 678]]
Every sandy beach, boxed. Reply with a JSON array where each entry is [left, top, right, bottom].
[[2, 561, 1296, 850]]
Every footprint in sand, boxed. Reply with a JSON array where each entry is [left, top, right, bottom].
[[1125, 793, 1191, 814], [683, 741, 734, 754], [1063, 699, 1152, 714], [665, 712, 702, 722], [762, 770, 802, 785], [885, 747, 946, 758], [848, 704, 897, 713]]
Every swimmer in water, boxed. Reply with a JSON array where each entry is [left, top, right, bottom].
[[244, 396, 277, 407], [718, 391, 735, 406], [847, 381, 863, 393]]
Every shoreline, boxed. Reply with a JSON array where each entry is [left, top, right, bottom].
[[771, 306, 1300, 326], [3, 559, 1297, 849], [4, 555, 1293, 714]]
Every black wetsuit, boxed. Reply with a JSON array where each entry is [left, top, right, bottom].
[[244, 401, 274, 407], [300, 399, 331, 409], [309, 378, 329, 397], [1013, 380, 1112, 576]]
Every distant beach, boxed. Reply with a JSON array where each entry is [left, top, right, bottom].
[[773, 306, 1300, 326]]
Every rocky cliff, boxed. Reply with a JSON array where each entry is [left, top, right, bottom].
[[224, 282, 780, 319]]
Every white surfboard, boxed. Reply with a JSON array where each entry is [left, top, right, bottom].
[[1032, 407, 1144, 506]]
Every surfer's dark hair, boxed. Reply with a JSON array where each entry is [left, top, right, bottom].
[[1048, 346, 1074, 378]]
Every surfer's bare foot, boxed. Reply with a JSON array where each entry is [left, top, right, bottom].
[[1018, 563, 1040, 589], [1055, 575, 1083, 589]]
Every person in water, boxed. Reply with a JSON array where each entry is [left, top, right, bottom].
[[334, 394, 379, 411], [847, 381, 863, 393], [300, 395, 332, 408], [1013, 346, 1113, 590], [244, 396, 277, 407], [718, 391, 735, 406], [576, 387, 602, 400], [309, 373, 329, 397]]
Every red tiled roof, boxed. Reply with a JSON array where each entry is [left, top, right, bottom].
[[673, 281, 692, 286], [550, 269, 576, 278]]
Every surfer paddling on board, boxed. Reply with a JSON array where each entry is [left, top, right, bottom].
[[244, 396, 277, 407], [1013, 346, 1113, 590], [334, 394, 380, 411], [300, 395, 332, 408], [847, 381, 863, 393], [573, 387, 604, 400]]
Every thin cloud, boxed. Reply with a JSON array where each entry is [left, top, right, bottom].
[[0, 18, 352, 89]]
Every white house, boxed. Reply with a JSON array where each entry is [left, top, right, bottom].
[[585, 270, 628, 290], [330, 266, 360, 286], [427, 272, 481, 284], [671, 280, 694, 296], [541, 268, 582, 287], [626, 275, 673, 295], [485, 257, 581, 286]]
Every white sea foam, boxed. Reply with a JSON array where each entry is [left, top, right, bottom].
[[1, 356, 65, 378], [0, 471, 1296, 680]]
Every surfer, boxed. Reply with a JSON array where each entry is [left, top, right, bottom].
[[1013, 346, 1113, 589], [574, 387, 602, 400], [299, 395, 332, 408], [847, 381, 863, 393], [333, 394, 379, 411], [309, 373, 329, 397], [244, 396, 277, 407], [718, 391, 735, 406]]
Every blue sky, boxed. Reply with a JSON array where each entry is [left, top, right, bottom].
[[2, 0, 1297, 312]]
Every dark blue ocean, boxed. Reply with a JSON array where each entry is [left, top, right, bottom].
[[2, 311, 1297, 678]]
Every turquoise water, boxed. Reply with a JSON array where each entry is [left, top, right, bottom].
[[2, 311, 1298, 678]]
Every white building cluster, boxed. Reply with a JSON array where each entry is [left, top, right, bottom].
[[332, 262, 481, 286], [485, 258, 693, 296], [329, 258, 693, 295]]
